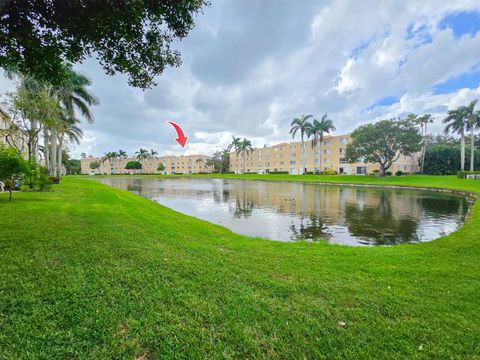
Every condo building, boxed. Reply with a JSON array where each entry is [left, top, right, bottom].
[[80, 154, 213, 175], [230, 134, 419, 175]]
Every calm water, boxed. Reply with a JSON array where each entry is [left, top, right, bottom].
[[98, 177, 472, 246]]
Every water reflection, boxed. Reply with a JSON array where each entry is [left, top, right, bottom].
[[99, 177, 471, 246]]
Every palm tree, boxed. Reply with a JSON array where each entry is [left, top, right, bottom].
[[57, 118, 84, 176], [308, 114, 336, 174], [118, 149, 128, 158], [460, 100, 480, 171], [54, 64, 99, 177], [149, 149, 158, 158], [229, 136, 241, 174], [290, 114, 313, 174], [237, 138, 253, 174], [135, 148, 149, 173], [443, 108, 467, 171], [407, 113, 433, 174]]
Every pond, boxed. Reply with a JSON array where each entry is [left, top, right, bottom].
[[98, 177, 472, 246]]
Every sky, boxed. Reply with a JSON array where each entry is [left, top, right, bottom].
[[1, 0, 480, 158]]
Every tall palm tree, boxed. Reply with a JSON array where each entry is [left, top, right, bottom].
[[229, 136, 241, 174], [135, 148, 149, 173], [460, 100, 480, 171], [407, 113, 433, 174], [54, 64, 99, 177], [237, 138, 253, 174], [308, 114, 336, 174], [118, 149, 128, 158], [57, 118, 84, 176], [290, 114, 313, 174], [443, 108, 467, 171]]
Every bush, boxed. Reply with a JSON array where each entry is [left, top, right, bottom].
[[323, 169, 338, 175], [457, 171, 480, 179], [269, 171, 289, 174], [372, 169, 380, 174], [385, 171, 392, 176], [395, 170, 403, 176]]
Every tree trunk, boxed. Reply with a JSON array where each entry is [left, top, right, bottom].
[[31, 119, 38, 164], [301, 137, 306, 175], [44, 129, 49, 172], [50, 130, 57, 177], [379, 163, 386, 177], [9, 189, 12, 202], [470, 127, 475, 171], [57, 135, 63, 177], [243, 151, 246, 174], [460, 131, 465, 172], [319, 135, 323, 174]]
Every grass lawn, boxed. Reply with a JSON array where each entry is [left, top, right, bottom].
[[0, 175, 479, 359]]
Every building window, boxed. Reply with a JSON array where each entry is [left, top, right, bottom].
[[340, 138, 349, 145], [290, 160, 296, 165], [339, 158, 348, 164], [323, 140, 330, 146], [324, 149, 330, 154], [356, 166, 367, 175]]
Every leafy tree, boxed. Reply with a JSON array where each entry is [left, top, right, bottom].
[[0, 1, 209, 88], [125, 161, 142, 170], [210, 149, 231, 173], [157, 163, 165, 172], [290, 114, 313, 174], [65, 159, 81, 175], [89, 160, 101, 174], [346, 119, 422, 176], [307, 114, 335, 173], [0, 146, 28, 202], [424, 144, 480, 175]]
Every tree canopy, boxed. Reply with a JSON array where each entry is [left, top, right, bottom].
[[0, 0, 208, 88], [346, 119, 422, 176], [125, 161, 142, 170]]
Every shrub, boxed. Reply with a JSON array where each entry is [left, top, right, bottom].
[[457, 171, 480, 179], [269, 171, 289, 174], [372, 169, 380, 174], [385, 171, 392, 176], [323, 169, 338, 175], [395, 170, 403, 176]]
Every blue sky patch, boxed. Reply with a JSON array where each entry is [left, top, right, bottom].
[[432, 67, 480, 94], [366, 96, 400, 111], [438, 11, 480, 38]]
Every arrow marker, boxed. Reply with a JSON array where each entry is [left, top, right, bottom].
[[166, 121, 188, 148]]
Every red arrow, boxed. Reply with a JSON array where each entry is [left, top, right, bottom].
[[166, 121, 188, 148]]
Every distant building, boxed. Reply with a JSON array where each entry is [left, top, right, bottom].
[[230, 133, 419, 175], [81, 154, 213, 175]]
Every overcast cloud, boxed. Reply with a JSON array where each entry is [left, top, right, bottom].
[[2, 0, 480, 158]]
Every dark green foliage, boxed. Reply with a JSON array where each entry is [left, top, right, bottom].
[[65, 159, 81, 174], [269, 171, 289, 174], [457, 171, 480, 179], [0, 1, 208, 88], [424, 145, 480, 175], [125, 161, 142, 170], [0, 146, 28, 201], [346, 119, 422, 176]]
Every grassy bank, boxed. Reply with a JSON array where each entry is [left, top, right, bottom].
[[0, 176, 479, 359]]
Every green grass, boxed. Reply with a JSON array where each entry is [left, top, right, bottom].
[[0, 175, 479, 359]]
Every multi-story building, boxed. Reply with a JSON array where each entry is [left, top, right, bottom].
[[81, 154, 213, 175], [230, 134, 419, 175]]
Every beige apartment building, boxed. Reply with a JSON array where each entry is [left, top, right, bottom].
[[230, 134, 419, 175], [81, 154, 213, 175]]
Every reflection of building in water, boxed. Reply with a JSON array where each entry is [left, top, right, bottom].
[[101, 178, 469, 245], [81, 153, 213, 175], [230, 134, 419, 175]]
